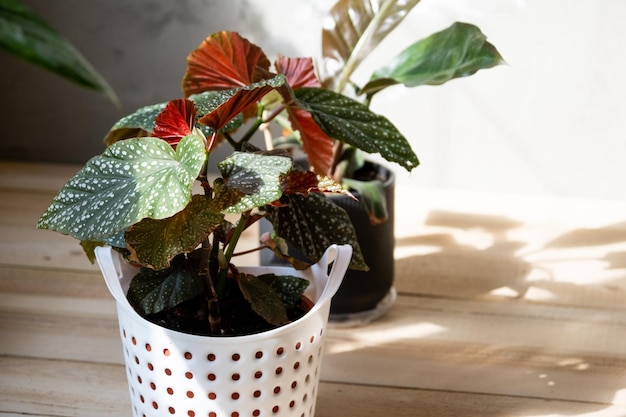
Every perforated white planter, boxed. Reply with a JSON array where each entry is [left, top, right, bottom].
[[96, 245, 351, 417]]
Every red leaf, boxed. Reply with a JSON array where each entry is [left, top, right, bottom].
[[153, 99, 197, 147], [182, 31, 271, 97], [275, 56, 321, 89], [280, 170, 319, 195], [198, 84, 275, 135], [286, 107, 334, 175]]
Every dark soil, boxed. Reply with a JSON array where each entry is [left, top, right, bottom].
[[143, 282, 311, 337]]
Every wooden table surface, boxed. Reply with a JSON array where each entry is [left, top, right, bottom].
[[2, 160, 626, 417]]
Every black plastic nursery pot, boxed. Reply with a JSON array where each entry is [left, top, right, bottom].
[[261, 162, 396, 323], [326, 163, 395, 320]]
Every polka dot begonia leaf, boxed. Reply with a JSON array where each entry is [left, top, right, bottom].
[[37, 134, 207, 242], [124, 195, 224, 270], [217, 152, 292, 214], [294, 87, 420, 172], [266, 192, 368, 271]]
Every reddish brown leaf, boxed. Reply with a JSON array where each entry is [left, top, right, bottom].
[[286, 107, 334, 175], [281, 171, 356, 200], [275, 56, 321, 89], [182, 31, 271, 97], [153, 99, 197, 147], [198, 84, 275, 133], [280, 170, 319, 195]]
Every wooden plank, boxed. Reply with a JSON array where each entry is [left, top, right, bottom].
[[0, 293, 123, 364], [0, 160, 81, 192], [2, 356, 624, 417], [3, 288, 626, 405], [0, 265, 109, 298], [323, 296, 626, 405], [0, 356, 129, 417]]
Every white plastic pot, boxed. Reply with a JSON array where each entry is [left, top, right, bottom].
[[95, 244, 351, 417]]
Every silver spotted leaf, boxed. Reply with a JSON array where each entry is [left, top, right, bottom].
[[266, 193, 367, 271], [295, 87, 419, 172], [238, 273, 289, 326], [37, 134, 206, 242], [217, 152, 292, 214], [256, 273, 310, 310], [126, 256, 205, 316], [125, 195, 224, 270]]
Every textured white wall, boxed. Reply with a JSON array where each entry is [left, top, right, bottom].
[[2, 0, 624, 202]]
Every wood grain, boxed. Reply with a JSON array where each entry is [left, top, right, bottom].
[[2, 160, 626, 417]]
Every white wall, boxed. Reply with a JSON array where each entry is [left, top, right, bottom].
[[360, 0, 626, 202], [3, 0, 625, 202]]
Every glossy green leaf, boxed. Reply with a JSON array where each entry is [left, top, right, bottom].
[[257, 274, 310, 309], [321, 0, 422, 91], [217, 152, 292, 214], [238, 273, 288, 326], [0, 0, 117, 103], [127, 257, 204, 316], [266, 193, 368, 271], [295, 87, 419, 171], [361, 22, 505, 96], [125, 195, 224, 270], [37, 134, 206, 241]]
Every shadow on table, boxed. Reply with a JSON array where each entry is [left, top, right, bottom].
[[323, 210, 626, 416]]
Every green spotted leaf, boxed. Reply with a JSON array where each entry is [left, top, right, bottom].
[[37, 134, 207, 242], [295, 87, 419, 171], [127, 256, 205, 316], [238, 273, 288, 326], [217, 152, 292, 214], [266, 193, 367, 271], [257, 273, 310, 309], [125, 195, 224, 270]]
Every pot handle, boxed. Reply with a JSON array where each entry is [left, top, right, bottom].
[[95, 246, 132, 309], [313, 244, 353, 305]]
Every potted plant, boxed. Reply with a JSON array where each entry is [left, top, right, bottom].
[[36, 28, 371, 417], [260, 0, 506, 322], [37, 1, 504, 413]]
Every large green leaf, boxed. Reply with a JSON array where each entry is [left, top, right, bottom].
[[37, 134, 206, 241], [238, 273, 289, 326], [257, 273, 310, 309], [0, 0, 117, 103], [361, 22, 505, 96], [127, 257, 205, 316], [125, 195, 224, 270], [217, 152, 292, 214], [267, 193, 367, 271], [321, 0, 422, 91], [295, 87, 419, 171]]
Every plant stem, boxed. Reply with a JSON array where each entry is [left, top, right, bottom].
[[215, 211, 250, 299], [334, 0, 397, 94]]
